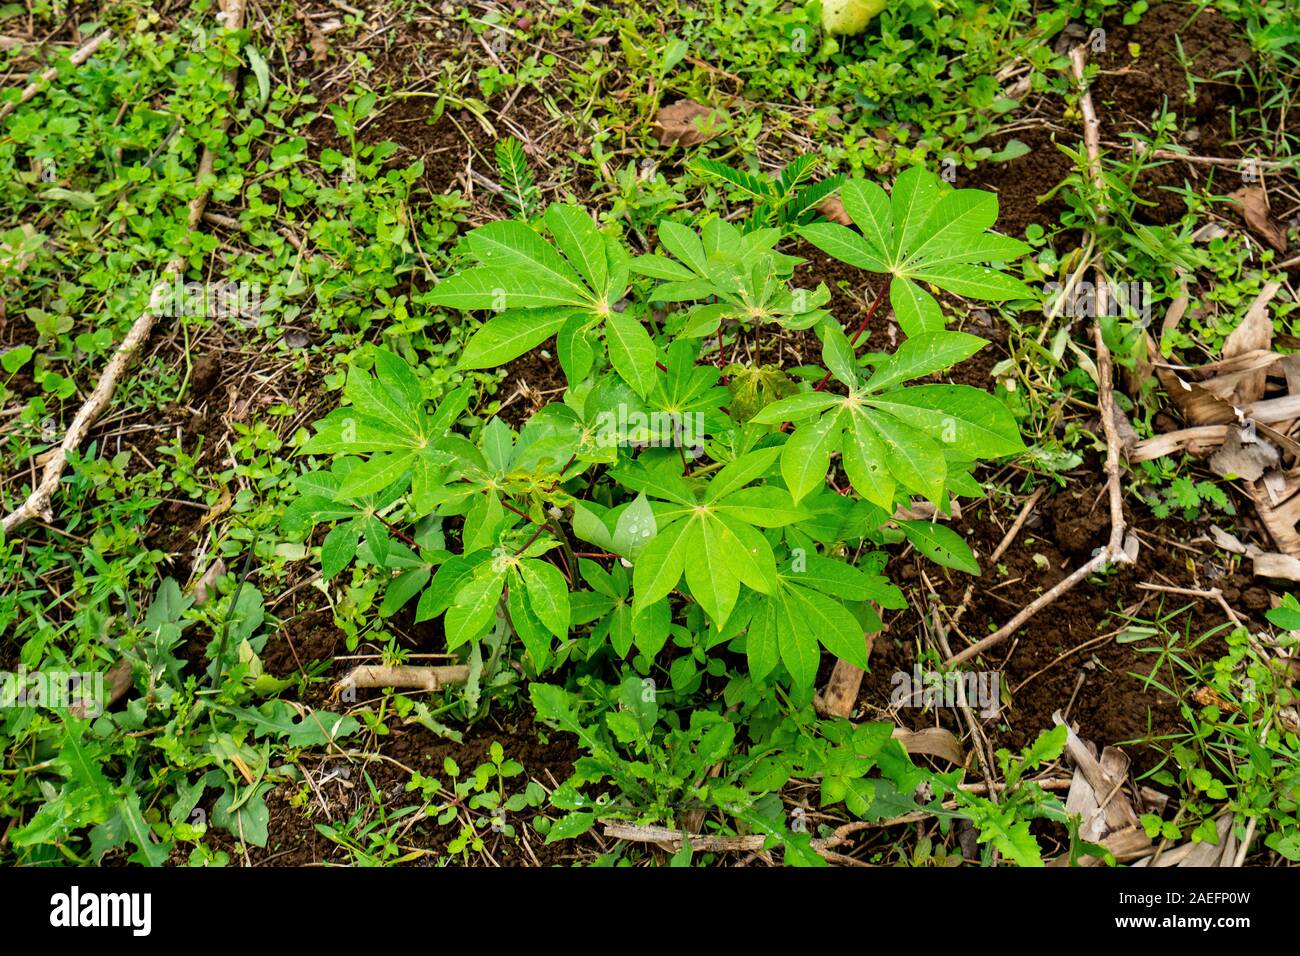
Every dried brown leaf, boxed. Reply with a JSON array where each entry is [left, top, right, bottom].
[[652, 99, 723, 147], [816, 195, 853, 225], [1229, 187, 1288, 253], [1221, 282, 1281, 404], [1208, 427, 1279, 482]]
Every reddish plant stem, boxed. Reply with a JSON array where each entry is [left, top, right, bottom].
[[377, 515, 420, 548], [514, 524, 546, 556], [813, 282, 888, 392]]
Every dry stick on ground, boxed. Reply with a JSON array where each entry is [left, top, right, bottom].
[[946, 44, 1135, 668], [1, 2, 247, 535], [602, 821, 875, 864], [0, 28, 112, 122], [951, 485, 1044, 631], [816, 486, 1043, 717], [332, 664, 470, 697]]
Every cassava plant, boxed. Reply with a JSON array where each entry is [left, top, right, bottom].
[[290, 165, 1033, 699]]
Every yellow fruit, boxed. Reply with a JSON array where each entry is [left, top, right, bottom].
[[821, 0, 887, 35]]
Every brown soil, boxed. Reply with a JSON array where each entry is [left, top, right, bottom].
[[494, 345, 569, 427], [857, 492, 1262, 779], [1091, 4, 1254, 225], [199, 710, 582, 866], [958, 125, 1073, 239]]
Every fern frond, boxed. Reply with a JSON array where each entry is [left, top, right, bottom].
[[689, 158, 772, 202], [495, 137, 539, 217], [774, 154, 819, 198]]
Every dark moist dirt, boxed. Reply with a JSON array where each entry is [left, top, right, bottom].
[[958, 125, 1074, 239], [1091, 4, 1254, 225], [194, 709, 581, 867], [494, 345, 569, 428], [856, 491, 1266, 780], [958, 4, 1258, 236]]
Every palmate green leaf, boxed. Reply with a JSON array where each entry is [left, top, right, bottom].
[[903, 187, 998, 262], [907, 262, 1032, 301], [459, 309, 574, 369], [898, 519, 980, 574], [704, 446, 782, 501], [344, 363, 421, 438], [799, 554, 905, 607], [631, 518, 692, 614], [746, 601, 780, 683], [612, 493, 656, 558], [321, 522, 359, 580], [464, 219, 590, 295], [749, 391, 842, 425], [889, 166, 944, 259], [864, 410, 947, 505], [798, 167, 1033, 336], [446, 570, 507, 649], [657, 220, 709, 276], [841, 409, 896, 510], [684, 517, 740, 627], [863, 331, 987, 393], [519, 559, 570, 639], [786, 584, 870, 671], [713, 486, 807, 527], [430, 268, 590, 311], [609, 460, 696, 506], [840, 179, 892, 259], [334, 449, 418, 499], [508, 581, 552, 668], [820, 321, 858, 387], [865, 384, 1025, 459], [544, 204, 609, 294], [781, 406, 845, 504], [605, 308, 658, 397], [889, 277, 945, 338], [716, 513, 779, 597], [773, 589, 820, 691]]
